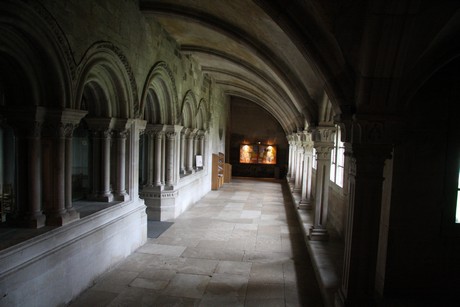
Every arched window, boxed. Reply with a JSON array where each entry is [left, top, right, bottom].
[[330, 126, 344, 187]]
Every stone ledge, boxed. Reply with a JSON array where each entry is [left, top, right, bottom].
[[287, 182, 343, 307]]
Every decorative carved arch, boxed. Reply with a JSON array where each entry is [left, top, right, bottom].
[[75, 42, 136, 118], [196, 98, 210, 130], [140, 62, 179, 125], [0, 0, 74, 108], [180, 90, 198, 128]]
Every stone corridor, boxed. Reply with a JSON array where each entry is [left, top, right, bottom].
[[68, 178, 323, 306]]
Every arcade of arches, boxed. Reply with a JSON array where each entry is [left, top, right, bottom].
[[1, 0, 460, 306]]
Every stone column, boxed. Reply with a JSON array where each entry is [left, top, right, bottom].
[[113, 130, 129, 201], [294, 145, 303, 192], [6, 107, 48, 228], [287, 138, 293, 179], [64, 123, 78, 217], [100, 129, 113, 201], [186, 129, 197, 173], [180, 128, 186, 174], [165, 131, 176, 186], [154, 130, 164, 186], [85, 118, 115, 202], [336, 143, 392, 306], [129, 119, 146, 199], [112, 119, 133, 201], [44, 109, 87, 225], [146, 129, 154, 187], [309, 126, 335, 241], [299, 132, 314, 209]]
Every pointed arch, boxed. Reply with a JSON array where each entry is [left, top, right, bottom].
[[140, 61, 179, 124]]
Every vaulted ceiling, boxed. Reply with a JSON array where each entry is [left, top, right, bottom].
[[140, 0, 358, 134]]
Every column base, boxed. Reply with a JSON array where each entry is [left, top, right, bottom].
[[114, 192, 130, 202], [45, 210, 80, 226], [308, 226, 329, 241], [298, 200, 313, 210], [89, 193, 114, 202], [11, 213, 46, 228], [293, 187, 302, 193]]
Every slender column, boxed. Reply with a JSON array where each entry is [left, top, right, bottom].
[[290, 142, 297, 183], [8, 108, 47, 228], [85, 117, 114, 202], [180, 129, 186, 174], [287, 140, 293, 179], [27, 122, 46, 226], [186, 129, 196, 173], [90, 130, 101, 197], [99, 129, 113, 201], [154, 131, 163, 186], [64, 123, 79, 218], [147, 131, 154, 186], [161, 132, 166, 185], [336, 143, 392, 306], [114, 130, 129, 201], [309, 126, 335, 241], [299, 133, 314, 209], [165, 131, 176, 186], [294, 146, 303, 192]]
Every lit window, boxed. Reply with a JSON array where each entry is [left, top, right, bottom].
[[330, 126, 345, 187], [456, 170, 460, 223], [312, 148, 317, 169]]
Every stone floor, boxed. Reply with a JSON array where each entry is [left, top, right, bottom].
[[68, 178, 324, 306]]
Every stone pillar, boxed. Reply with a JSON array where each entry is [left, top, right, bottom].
[[115, 131, 128, 200], [180, 128, 186, 174], [6, 107, 48, 228], [165, 131, 176, 186], [113, 119, 132, 201], [309, 126, 335, 241], [85, 118, 115, 202], [64, 123, 78, 216], [287, 138, 293, 179], [44, 109, 87, 226], [336, 143, 392, 306], [185, 129, 197, 173], [146, 130, 154, 187], [154, 130, 164, 186], [129, 119, 147, 199], [294, 145, 303, 192], [299, 132, 314, 209], [100, 129, 113, 201]]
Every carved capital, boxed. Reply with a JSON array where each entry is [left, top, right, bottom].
[[310, 126, 336, 143]]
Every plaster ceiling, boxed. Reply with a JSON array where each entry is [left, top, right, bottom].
[[140, 0, 330, 133]]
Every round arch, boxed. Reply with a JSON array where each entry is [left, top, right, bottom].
[[75, 42, 136, 118], [0, 0, 74, 108], [140, 61, 179, 125], [181, 90, 198, 128]]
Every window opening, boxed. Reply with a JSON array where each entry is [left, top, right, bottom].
[[456, 169, 460, 223], [330, 126, 345, 187]]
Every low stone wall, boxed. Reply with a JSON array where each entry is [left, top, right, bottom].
[[0, 200, 147, 306]]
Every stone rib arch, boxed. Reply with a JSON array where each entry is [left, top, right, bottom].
[[140, 62, 179, 124], [180, 90, 198, 128], [196, 98, 209, 130], [75, 42, 136, 118], [0, 0, 74, 108]]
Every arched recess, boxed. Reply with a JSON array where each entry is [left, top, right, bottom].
[[0, 1, 75, 223], [75, 42, 137, 119], [140, 62, 179, 125], [196, 98, 210, 130], [181, 90, 198, 128], [0, 0, 74, 109]]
